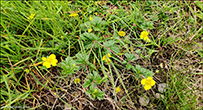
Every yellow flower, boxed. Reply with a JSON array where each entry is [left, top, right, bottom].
[[118, 31, 126, 36], [116, 86, 121, 93], [102, 53, 111, 63], [42, 54, 58, 68], [140, 31, 148, 39], [89, 16, 93, 21], [94, 12, 98, 15], [88, 29, 92, 33], [24, 69, 29, 74], [69, 13, 78, 17], [163, 4, 166, 8], [141, 76, 156, 90], [140, 31, 151, 42], [28, 13, 36, 19], [74, 78, 81, 83]]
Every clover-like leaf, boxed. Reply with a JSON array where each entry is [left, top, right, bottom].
[[76, 53, 89, 65]]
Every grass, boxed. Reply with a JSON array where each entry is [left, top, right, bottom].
[[1, 0, 202, 110]]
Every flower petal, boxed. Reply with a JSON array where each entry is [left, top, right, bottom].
[[107, 53, 111, 58], [102, 55, 106, 61], [141, 79, 147, 85], [42, 57, 47, 61], [150, 80, 156, 86], [49, 54, 56, 59], [43, 62, 51, 68], [144, 84, 151, 90], [147, 76, 153, 80]]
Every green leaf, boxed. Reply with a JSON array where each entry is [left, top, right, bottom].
[[80, 22, 91, 31], [97, 91, 105, 97], [86, 90, 91, 94], [91, 16, 102, 25], [83, 79, 92, 88], [104, 40, 115, 47], [88, 73, 94, 79], [76, 53, 89, 65], [126, 63, 132, 70], [125, 53, 136, 62], [58, 57, 78, 75], [97, 96, 103, 100], [83, 32, 98, 41], [90, 85, 94, 91], [110, 44, 120, 53]]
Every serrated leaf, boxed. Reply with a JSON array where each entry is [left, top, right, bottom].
[[83, 79, 92, 88], [88, 73, 94, 79], [104, 40, 115, 47], [83, 32, 98, 41], [80, 22, 91, 30], [126, 64, 132, 70], [76, 53, 89, 65], [91, 16, 102, 25], [86, 90, 91, 94], [125, 53, 136, 61], [90, 85, 94, 91], [110, 44, 120, 53], [147, 71, 154, 76], [97, 91, 105, 97], [79, 34, 86, 40], [97, 96, 103, 100]]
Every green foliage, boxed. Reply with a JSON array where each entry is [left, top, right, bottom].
[[75, 53, 89, 65], [133, 65, 154, 78], [83, 71, 107, 100], [86, 85, 105, 100], [58, 57, 79, 75], [104, 40, 120, 53], [1, 0, 201, 109]]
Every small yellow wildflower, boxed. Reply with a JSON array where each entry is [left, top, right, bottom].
[[163, 4, 166, 8], [169, 9, 172, 13], [74, 78, 81, 83], [116, 86, 121, 93], [24, 69, 29, 74], [27, 13, 36, 19], [102, 53, 111, 63], [140, 31, 151, 42], [140, 31, 148, 39], [94, 12, 98, 15], [42, 54, 58, 68], [5, 45, 8, 48], [89, 16, 93, 21], [141, 76, 156, 90], [69, 13, 78, 17], [88, 29, 92, 33], [118, 31, 126, 36]]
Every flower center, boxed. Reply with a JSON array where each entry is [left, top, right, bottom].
[[145, 80, 152, 86], [47, 57, 53, 63]]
